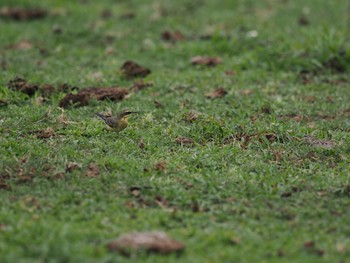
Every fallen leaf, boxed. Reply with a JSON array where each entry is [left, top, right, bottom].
[[130, 186, 141, 198], [35, 96, 44, 106], [175, 137, 195, 146], [191, 56, 222, 66], [0, 7, 47, 20], [154, 196, 170, 208], [183, 111, 198, 123], [85, 163, 100, 177], [154, 100, 162, 108], [138, 139, 146, 149], [154, 161, 166, 171], [121, 61, 151, 78], [36, 127, 54, 139], [65, 162, 82, 173], [107, 231, 184, 255], [205, 87, 227, 99], [161, 30, 185, 43]]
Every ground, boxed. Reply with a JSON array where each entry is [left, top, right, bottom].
[[0, 0, 350, 262]]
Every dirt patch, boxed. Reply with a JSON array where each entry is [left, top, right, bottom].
[[121, 61, 151, 78], [0, 7, 47, 21], [205, 87, 227, 99], [7, 77, 39, 96], [107, 231, 184, 255], [59, 87, 128, 108], [191, 56, 222, 66]]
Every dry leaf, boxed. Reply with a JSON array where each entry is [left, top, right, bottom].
[[191, 56, 222, 66], [205, 88, 227, 99], [85, 163, 100, 177], [154, 161, 166, 171], [138, 139, 146, 149], [161, 30, 185, 43], [66, 162, 82, 172], [107, 231, 184, 255], [121, 61, 151, 78], [36, 127, 54, 139], [175, 137, 195, 146]]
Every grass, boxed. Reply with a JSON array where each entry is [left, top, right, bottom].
[[1, 0, 350, 262]]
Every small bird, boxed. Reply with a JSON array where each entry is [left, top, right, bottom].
[[95, 110, 137, 132]]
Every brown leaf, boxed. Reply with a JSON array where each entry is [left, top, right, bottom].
[[183, 111, 198, 123], [129, 186, 141, 198], [121, 61, 151, 78], [138, 139, 146, 149], [85, 163, 100, 177], [0, 7, 47, 21], [65, 162, 82, 173], [36, 127, 54, 139], [205, 88, 227, 99], [303, 136, 335, 149], [175, 137, 195, 146], [161, 30, 185, 43], [191, 56, 222, 66], [154, 196, 170, 208], [154, 161, 166, 171], [107, 231, 184, 255], [7, 77, 39, 96]]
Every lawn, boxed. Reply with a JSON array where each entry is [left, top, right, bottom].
[[0, 0, 350, 262]]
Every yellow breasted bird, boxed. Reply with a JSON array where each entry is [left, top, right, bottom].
[[95, 110, 137, 132]]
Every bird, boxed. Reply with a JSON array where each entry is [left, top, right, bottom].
[[95, 110, 138, 132]]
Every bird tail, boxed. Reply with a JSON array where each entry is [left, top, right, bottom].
[[95, 112, 107, 121]]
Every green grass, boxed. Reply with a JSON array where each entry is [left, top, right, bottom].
[[1, 0, 350, 262]]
